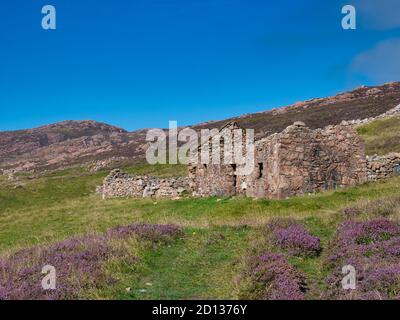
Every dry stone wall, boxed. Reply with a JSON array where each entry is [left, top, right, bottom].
[[100, 169, 189, 199], [367, 153, 400, 181], [340, 104, 400, 127]]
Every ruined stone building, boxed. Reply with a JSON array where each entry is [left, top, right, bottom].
[[100, 120, 400, 201], [188, 121, 368, 199], [98, 102, 400, 200]]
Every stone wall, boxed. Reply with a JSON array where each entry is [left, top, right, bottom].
[[189, 122, 367, 199], [189, 164, 237, 197], [101, 111, 398, 200], [240, 122, 367, 199], [100, 169, 189, 199], [367, 153, 400, 181], [188, 122, 246, 197], [340, 104, 400, 127]]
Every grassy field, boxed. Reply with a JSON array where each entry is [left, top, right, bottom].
[[2, 165, 400, 251], [124, 163, 188, 178], [357, 116, 400, 155], [1, 162, 400, 299], [1, 117, 400, 299]]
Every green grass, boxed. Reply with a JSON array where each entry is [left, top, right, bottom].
[[91, 226, 251, 300], [124, 163, 188, 178], [2, 164, 400, 252], [357, 116, 400, 155], [2, 162, 400, 299], [288, 217, 334, 299]]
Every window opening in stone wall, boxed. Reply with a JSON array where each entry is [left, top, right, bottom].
[[258, 162, 263, 179], [232, 164, 237, 187]]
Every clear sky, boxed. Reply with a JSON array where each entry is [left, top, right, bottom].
[[0, 0, 399, 131]]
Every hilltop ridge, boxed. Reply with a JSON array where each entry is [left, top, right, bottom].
[[1, 82, 400, 172]]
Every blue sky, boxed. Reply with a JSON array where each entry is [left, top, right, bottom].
[[0, 0, 399, 131]]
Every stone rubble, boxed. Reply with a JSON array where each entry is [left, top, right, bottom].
[[86, 157, 128, 173], [0, 169, 18, 182]]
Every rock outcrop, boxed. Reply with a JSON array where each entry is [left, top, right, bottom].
[[86, 157, 128, 173], [0, 121, 149, 172]]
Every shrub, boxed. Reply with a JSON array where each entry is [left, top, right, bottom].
[[267, 219, 321, 257], [0, 286, 7, 300], [324, 219, 400, 300], [0, 223, 183, 300], [239, 252, 307, 300]]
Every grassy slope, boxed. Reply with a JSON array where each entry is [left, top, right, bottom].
[[2, 165, 400, 252], [1, 120, 400, 300], [91, 226, 251, 300], [125, 163, 188, 178], [195, 84, 400, 135], [357, 116, 400, 155], [1, 163, 400, 299]]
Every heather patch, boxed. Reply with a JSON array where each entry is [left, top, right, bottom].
[[324, 219, 400, 300], [239, 252, 307, 300], [0, 223, 182, 300], [267, 219, 321, 257]]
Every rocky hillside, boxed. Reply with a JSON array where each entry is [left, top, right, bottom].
[[1, 82, 400, 172], [194, 82, 400, 139], [0, 120, 150, 172]]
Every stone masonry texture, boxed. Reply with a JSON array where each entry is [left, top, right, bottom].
[[101, 106, 400, 200], [366, 153, 400, 181], [100, 169, 189, 199], [189, 122, 368, 199]]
